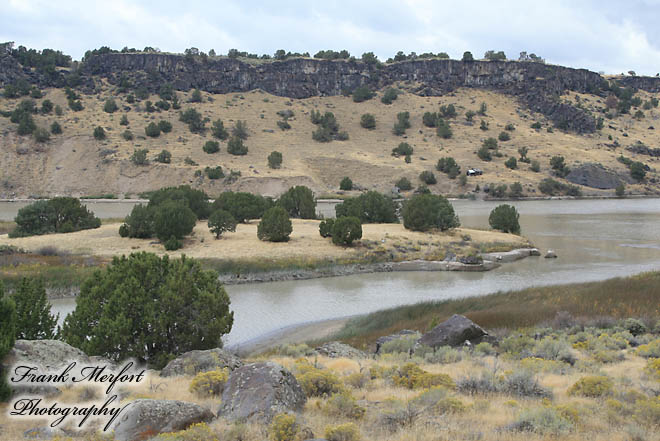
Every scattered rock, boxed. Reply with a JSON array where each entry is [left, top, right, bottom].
[[418, 314, 490, 348], [2, 339, 90, 371], [314, 342, 367, 359], [110, 399, 214, 441], [481, 248, 540, 263], [219, 362, 306, 422], [545, 250, 558, 258], [160, 348, 242, 377]]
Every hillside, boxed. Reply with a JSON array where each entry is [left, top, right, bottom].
[[1, 52, 659, 199]]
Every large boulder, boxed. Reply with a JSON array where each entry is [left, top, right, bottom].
[[565, 163, 630, 189], [314, 342, 367, 359], [160, 348, 242, 377], [219, 362, 306, 422], [110, 399, 214, 441], [418, 315, 489, 348]]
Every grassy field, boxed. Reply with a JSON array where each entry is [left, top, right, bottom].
[[330, 271, 660, 348], [1, 83, 659, 199], [0, 220, 528, 286]]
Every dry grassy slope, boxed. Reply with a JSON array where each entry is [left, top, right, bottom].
[[1, 82, 659, 198]]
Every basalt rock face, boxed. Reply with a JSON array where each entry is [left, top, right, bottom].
[[617, 75, 660, 93], [75, 54, 608, 133]]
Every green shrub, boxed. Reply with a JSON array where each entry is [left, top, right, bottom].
[[340, 177, 353, 190], [423, 112, 440, 127], [269, 413, 298, 441], [297, 367, 343, 397], [179, 108, 205, 132], [508, 182, 523, 198], [436, 120, 452, 139], [227, 136, 248, 155], [419, 171, 437, 185], [531, 121, 542, 129], [276, 120, 291, 130], [278, 186, 316, 219], [630, 161, 647, 181], [352, 86, 374, 102], [392, 363, 455, 390], [122, 130, 133, 140], [615, 182, 625, 197], [155, 150, 171, 164], [61, 252, 233, 368], [131, 149, 149, 165], [396, 177, 412, 191], [40, 99, 53, 114], [530, 160, 541, 172], [268, 151, 283, 169], [505, 123, 515, 131], [93, 126, 105, 140], [479, 120, 489, 130], [212, 192, 270, 223], [325, 423, 360, 441], [505, 157, 517, 169], [257, 207, 292, 242], [120, 204, 155, 238], [550, 156, 569, 177], [189, 369, 229, 396], [440, 104, 457, 118], [12, 277, 58, 340], [50, 121, 62, 134], [11, 197, 101, 237], [203, 140, 220, 154], [319, 219, 335, 238], [360, 113, 376, 129], [158, 120, 172, 133], [477, 145, 492, 161], [145, 122, 161, 137], [205, 166, 224, 179], [489, 204, 520, 234], [636, 339, 660, 358], [498, 131, 511, 141], [331, 216, 362, 246], [211, 119, 229, 139], [232, 120, 249, 140], [147, 185, 211, 219], [190, 89, 202, 103], [324, 391, 366, 419], [402, 194, 460, 232], [335, 191, 397, 223], [392, 142, 413, 157], [0, 286, 16, 401], [154, 200, 197, 242], [103, 98, 118, 113], [509, 407, 573, 436], [483, 137, 498, 149], [33, 127, 50, 143], [436, 157, 460, 178], [208, 210, 237, 238], [568, 376, 613, 398], [381, 88, 399, 104], [538, 178, 581, 196]]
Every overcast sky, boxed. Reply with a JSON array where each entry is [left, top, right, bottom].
[[3, 0, 660, 75]]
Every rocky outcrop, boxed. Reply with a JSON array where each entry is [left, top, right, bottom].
[[565, 163, 630, 189], [545, 250, 558, 259], [314, 342, 367, 359], [160, 348, 242, 377], [219, 362, 306, 422], [73, 54, 605, 133], [481, 248, 541, 263], [617, 75, 660, 93], [627, 143, 660, 157], [418, 315, 490, 348], [2, 339, 90, 370], [110, 399, 214, 441]]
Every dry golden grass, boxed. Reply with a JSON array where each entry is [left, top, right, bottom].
[[0, 219, 528, 262], [1, 84, 659, 198]]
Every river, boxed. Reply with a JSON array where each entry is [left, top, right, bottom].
[[8, 198, 659, 349]]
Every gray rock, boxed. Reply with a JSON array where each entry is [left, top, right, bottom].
[[23, 427, 57, 439], [545, 250, 558, 258], [481, 248, 540, 263], [160, 348, 242, 377], [219, 362, 306, 422], [418, 315, 489, 348], [110, 399, 214, 441], [314, 342, 367, 359], [565, 163, 630, 189]]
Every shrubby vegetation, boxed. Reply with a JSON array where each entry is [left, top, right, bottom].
[[11, 277, 58, 340], [212, 192, 271, 223], [61, 252, 233, 368], [311, 110, 348, 142], [257, 206, 292, 242], [402, 194, 459, 231], [11, 197, 101, 237], [208, 210, 237, 239], [335, 191, 397, 223], [278, 186, 316, 219], [489, 204, 521, 234], [538, 178, 582, 196], [268, 151, 283, 169], [331, 216, 362, 246]]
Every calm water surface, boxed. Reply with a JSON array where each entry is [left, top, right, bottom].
[[39, 198, 660, 347]]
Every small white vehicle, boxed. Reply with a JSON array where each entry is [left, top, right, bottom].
[[466, 168, 483, 176]]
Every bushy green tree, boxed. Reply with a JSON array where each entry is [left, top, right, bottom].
[[145, 122, 161, 137], [12, 278, 58, 340], [396, 177, 412, 191], [41, 99, 53, 114], [630, 162, 646, 181], [153, 200, 197, 242], [232, 120, 249, 140], [155, 150, 172, 163], [402, 194, 460, 232], [319, 219, 335, 238], [227, 136, 248, 155], [50, 121, 62, 134], [33, 127, 50, 143], [103, 98, 118, 113], [392, 142, 413, 157], [505, 157, 518, 169], [93, 126, 105, 140], [462, 51, 474, 61], [278, 186, 316, 219], [339, 177, 353, 190], [212, 192, 270, 223], [203, 140, 220, 154], [419, 171, 437, 185], [147, 185, 211, 219], [61, 253, 233, 368], [257, 206, 292, 242], [352, 87, 374, 103], [0, 283, 16, 401], [212, 119, 229, 139], [550, 156, 569, 177], [119, 204, 155, 238], [191, 89, 202, 103], [477, 146, 492, 161], [335, 191, 397, 223], [131, 149, 149, 165], [11, 197, 101, 237], [208, 210, 237, 238], [381, 88, 399, 104], [436, 157, 460, 178], [360, 113, 376, 129], [488, 204, 520, 234], [158, 120, 172, 133], [179, 108, 205, 133], [331, 216, 362, 245], [268, 151, 283, 169]]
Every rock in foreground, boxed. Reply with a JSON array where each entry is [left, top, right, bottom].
[[160, 348, 242, 377], [418, 314, 490, 348], [110, 399, 214, 441], [219, 362, 306, 422]]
